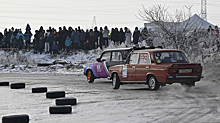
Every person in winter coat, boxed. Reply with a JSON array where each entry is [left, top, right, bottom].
[[89, 29, 94, 49], [85, 29, 90, 50], [18, 36, 24, 50], [65, 36, 72, 52], [26, 23, 31, 31], [16, 30, 24, 41], [93, 27, 99, 49], [114, 28, 120, 45], [133, 27, 141, 45], [6, 29, 13, 48], [214, 26, 219, 38], [99, 27, 104, 49], [80, 29, 86, 50], [51, 41, 58, 54], [24, 30, 32, 50], [0, 32, 3, 46], [38, 37, 44, 54], [102, 26, 109, 48], [45, 34, 55, 53], [118, 28, 125, 45], [71, 30, 76, 50], [125, 29, 132, 47], [74, 30, 81, 50]]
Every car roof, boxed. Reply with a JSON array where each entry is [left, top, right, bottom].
[[103, 47, 133, 52], [134, 49, 182, 53]]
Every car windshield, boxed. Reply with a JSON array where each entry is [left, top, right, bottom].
[[155, 51, 189, 64]]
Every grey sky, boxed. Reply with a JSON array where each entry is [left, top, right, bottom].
[[0, 0, 219, 31]]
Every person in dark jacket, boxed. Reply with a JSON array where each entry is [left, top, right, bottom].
[[93, 27, 99, 49], [18, 36, 24, 50], [80, 29, 86, 50], [89, 29, 94, 49], [99, 27, 103, 49], [119, 28, 125, 45], [38, 37, 44, 54], [61, 26, 68, 50], [133, 27, 141, 45], [85, 29, 90, 50], [74, 30, 81, 50], [24, 30, 32, 50], [51, 41, 58, 54]]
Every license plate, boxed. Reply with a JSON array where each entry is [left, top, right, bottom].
[[179, 69, 192, 73]]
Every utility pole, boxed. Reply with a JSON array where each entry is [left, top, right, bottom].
[[92, 16, 97, 29], [201, 0, 207, 20]]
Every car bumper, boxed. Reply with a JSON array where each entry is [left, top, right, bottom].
[[167, 75, 201, 79], [165, 75, 202, 83]]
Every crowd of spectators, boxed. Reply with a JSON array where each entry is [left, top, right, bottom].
[[0, 24, 148, 54]]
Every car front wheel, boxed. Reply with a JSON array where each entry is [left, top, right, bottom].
[[87, 70, 95, 83], [112, 73, 120, 89], [148, 75, 160, 90]]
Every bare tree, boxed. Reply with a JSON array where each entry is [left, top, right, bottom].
[[138, 5, 201, 49]]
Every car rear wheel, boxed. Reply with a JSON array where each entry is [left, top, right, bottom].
[[148, 75, 160, 90], [87, 70, 95, 83], [112, 73, 120, 89]]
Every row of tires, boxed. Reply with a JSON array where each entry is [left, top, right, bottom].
[[0, 82, 77, 123]]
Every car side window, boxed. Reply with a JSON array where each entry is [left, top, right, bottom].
[[130, 53, 139, 64], [112, 52, 122, 61], [139, 53, 151, 64], [101, 52, 111, 61]]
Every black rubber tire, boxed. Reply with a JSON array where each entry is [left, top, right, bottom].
[[112, 73, 121, 89], [0, 82, 9, 86], [148, 75, 160, 90], [56, 98, 77, 105], [86, 70, 95, 83], [49, 106, 72, 114], [46, 91, 65, 99], [2, 114, 29, 123], [32, 87, 47, 93], [10, 83, 25, 89]]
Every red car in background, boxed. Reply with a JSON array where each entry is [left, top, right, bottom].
[[109, 47, 203, 90]]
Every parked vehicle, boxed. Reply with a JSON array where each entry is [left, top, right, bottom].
[[83, 48, 132, 83], [109, 47, 203, 90]]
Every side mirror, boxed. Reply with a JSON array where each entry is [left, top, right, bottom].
[[96, 58, 101, 62]]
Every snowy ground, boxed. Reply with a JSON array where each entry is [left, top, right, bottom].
[[0, 62, 219, 123], [0, 41, 220, 122]]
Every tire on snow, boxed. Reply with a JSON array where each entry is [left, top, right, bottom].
[[2, 114, 29, 123], [0, 82, 9, 86], [10, 83, 25, 89], [46, 91, 65, 99], [112, 73, 121, 89], [32, 87, 47, 93], [56, 98, 77, 105], [49, 106, 72, 114], [86, 70, 95, 83], [148, 75, 160, 90]]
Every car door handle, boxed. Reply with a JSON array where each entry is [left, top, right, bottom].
[[132, 66, 135, 69], [146, 66, 149, 70]]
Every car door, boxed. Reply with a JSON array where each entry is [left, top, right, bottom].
[[135, 52, 151, 81], [94, 51, 111, 77], [121, 53, 139, 81]]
